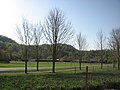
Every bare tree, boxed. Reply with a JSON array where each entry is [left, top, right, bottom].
[[43, 8, 73, 73], [76, 32, 88, 70], [108, 34, 117, 68], [96, 30, 106, 69], [109, 28, 120, 69], [33, 23, 43, 71], [16, 17, 33, 74]]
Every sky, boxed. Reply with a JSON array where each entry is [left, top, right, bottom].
[[0, 0, 120, 50]]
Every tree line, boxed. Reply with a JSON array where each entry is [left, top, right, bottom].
[[0, 8, 120, 73]]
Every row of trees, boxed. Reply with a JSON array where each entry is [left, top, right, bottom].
[[15, 8, 120, 73], [16, 8, 74, 73], [96, 29, 120, 70]]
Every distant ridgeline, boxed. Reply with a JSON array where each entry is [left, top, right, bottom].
[[0, 35, 16, 43], [0, 35, 79, 62], [0, 35, 113, 63]]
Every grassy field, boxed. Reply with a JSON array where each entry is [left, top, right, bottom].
[[0, 69, 120, 90], [0, 61, 114, 73], [0, 62, 119, 90], [0, 61, 112, 68]]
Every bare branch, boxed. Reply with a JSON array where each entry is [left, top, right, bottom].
[[76, 32, 88, 51], [43, 8, 74, 72], [96, 30, 106, 50], [16, 17, 33, 45], [43, 8, 73, 44], [16, 17, 34, 73], [108, 28, 120, 69], [33, 23, 43, 45]]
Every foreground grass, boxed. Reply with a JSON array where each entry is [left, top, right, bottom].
[[0, 69, 120, 90]]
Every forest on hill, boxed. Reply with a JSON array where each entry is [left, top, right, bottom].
[[0, 35, 16, 43], [0, 35, 116, 63]]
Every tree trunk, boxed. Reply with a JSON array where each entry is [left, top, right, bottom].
[[79, 60, 81, 70], [113, 50, 116, 68], [117, 45, 120, 70], [37, 60, 39, 71], [36, 45, 39, 71], [101, 49, 103, 69], [79, 51, 82, 70], [100, 54, 103, 69], [52, 44, 56, 73], [113, 60, 115, 68], [101, 62, 103, 69], [25, 60, 27, 74], [25, 45, 27, 74]]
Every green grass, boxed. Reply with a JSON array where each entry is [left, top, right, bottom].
[[0, 62, 119, 90], [0, 61, 112, 68], [0, 70, 120, 90], [0, 61, 115, 75]]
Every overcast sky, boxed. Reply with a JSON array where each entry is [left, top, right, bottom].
[[0, 0, 120, 50]]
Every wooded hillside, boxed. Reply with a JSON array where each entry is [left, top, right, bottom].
[[0, 35, 115, 63]]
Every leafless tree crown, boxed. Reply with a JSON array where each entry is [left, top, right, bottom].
[[76, 32, 88, 50], [16, 18, 33, 45], [96, 30, 106, 50], [44, 8, 73, 44], [33, 23, 43, 45]]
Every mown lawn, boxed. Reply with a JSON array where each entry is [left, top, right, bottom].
[[0, 70, 120, 90], [0, 61, 114, 76], [0, 61, 112, 68]]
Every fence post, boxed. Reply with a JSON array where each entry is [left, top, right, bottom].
[[75, 67, 76, 73], [107, 64, 109, 71], [85, 66, 88, 90], [93, 66, 94, 72]]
